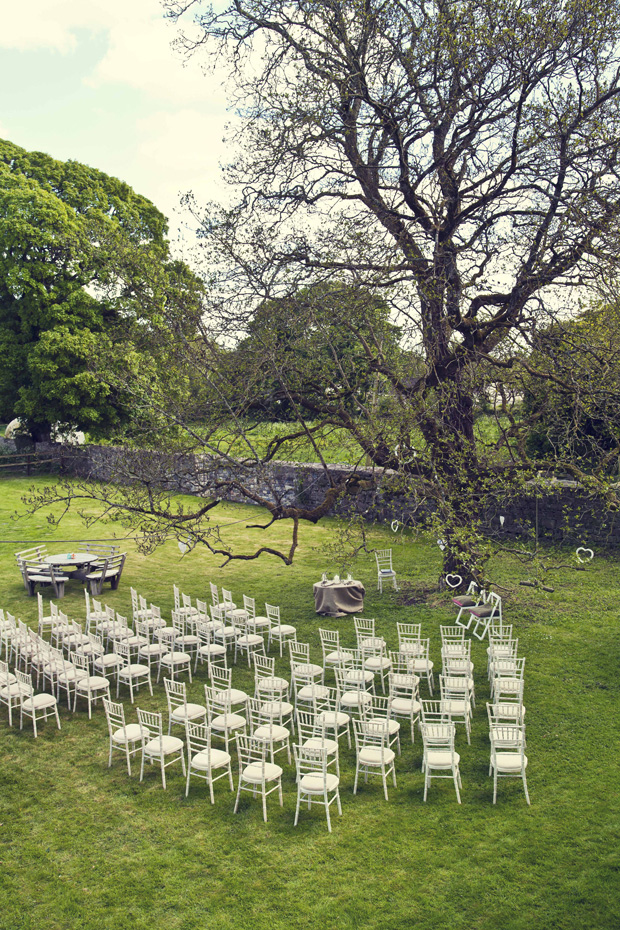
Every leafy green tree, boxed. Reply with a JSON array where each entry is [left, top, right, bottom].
[[523, 301, 620, 473], [0, 139, 200, 442]]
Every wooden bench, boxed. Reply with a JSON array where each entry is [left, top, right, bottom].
[[85, 553, 127, 595], [18, 559, 68, 598]]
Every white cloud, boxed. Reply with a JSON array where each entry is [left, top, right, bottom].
[[131, 107, 239, 221], [0, 0, 112, 52]]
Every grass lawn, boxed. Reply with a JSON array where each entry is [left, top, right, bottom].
[[1, 475, 619, 930]]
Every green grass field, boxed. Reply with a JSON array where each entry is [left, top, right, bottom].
[[1, 475, 619, 930]]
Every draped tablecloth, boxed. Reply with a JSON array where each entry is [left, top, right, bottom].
[[313, 580, 365, 617]]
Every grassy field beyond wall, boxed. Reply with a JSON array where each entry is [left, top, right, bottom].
[[0, 475, 619, 930]]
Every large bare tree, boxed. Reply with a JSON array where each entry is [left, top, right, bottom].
[[28, 0, 620, 581]]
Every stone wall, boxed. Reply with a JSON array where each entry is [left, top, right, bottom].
[[29, 441, 620, 548]]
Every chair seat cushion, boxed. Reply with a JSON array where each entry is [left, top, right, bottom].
[[1, 682, 29, 699], [237, 634, 263, 647], [452, 596, 476, 607], [256, 676, 289, 693], [214, 688, 248, 706], [426, 749, 460, 768], [300, 772, 340, 794], [345, 670, 374, 685], [198, 644, 227, 657], [325, 651, 353, 665], [340, 691, 372, 708], [77, 675, 110, 691], [112, 723, 144, 744], [211, 712, 246, 731], [161, 651, 191, 664], [242, 761, 282, 784], [317, 710, 350, 728], [359, 636, 385, 650], [358, 746, 396, 766], [367, 716, 400, 736], [260, 700, 294, 717], [120, 663, 151, 678], [494, 752, 528, 772], [297, 685, 330, 701], [390, 697, 421, 715], [409, 658, 434, 672], [302, 736, 338, 754], [271, 624, 296, 636], [96, 653, 123, 669], [254, 724, 290, 742], [191, 748, 231, 771], [171, 703, 206, 722], [364, 657, 391, 671], [144, 735, 184, 756], [23, 693, 57, 711], [294, 662, 323, 678], [399, 643, 424, 657], [440, 699, 468, 715]]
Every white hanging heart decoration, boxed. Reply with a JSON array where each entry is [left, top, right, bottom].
[[445, 573, 463, 589], [178, 540, 188, 555], [391, 519, 400, 533], [576, 546, 594, 563], [437, 539, 446, 551]]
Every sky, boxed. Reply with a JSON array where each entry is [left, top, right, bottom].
[[0, 0, 235, 248]]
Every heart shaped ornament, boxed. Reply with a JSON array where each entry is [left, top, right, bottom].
[[178, 540, 188, 555], [445, 573, 463, 589], [576, 546, 594, 563], [391, 519, 400, 533]]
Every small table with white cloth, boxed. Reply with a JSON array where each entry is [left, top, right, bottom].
[[313, 578, 365, 617]]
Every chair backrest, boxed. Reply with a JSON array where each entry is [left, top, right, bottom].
[[103, 696, 126, 734], [209, 582, 220, 607], [265, 604, 280, 624], [164, 677, 187, 712], [195, 599, 208, 619], [440, 625, 465, 643], [210, 664, 232, 693], [157, 627, 177, 649], [368, 694, 392, 720], [334, 666, 361, 694], [15, 668, 34, 696], [353, 717, 389, 750], [209, 605, 226, 627], [186, 721, 211, 757], [375, 549, 393, 569], [172, 611, 185, 635], [289, 640, 311, 664], [135, 618, 152, 642], [397, 622, 421, 643], [389, 670, 419, 698], [294, 742, 329, 779], [319, 628, 340, 656], [235, 733, 267, 770], [115, 639, 132, 664], [173, 584, 181, 610], [243, 595, 256, 618], [253, 653, 275, 677], [137, 707, 163, 743], [354, 617, 375, 645], [222, 589, 234, 608], [421, 722, 456, 752], [130, 587, 139, 612], [493, 656, 526, 680], [490, 724, 525, 754], [73, 652, 90, 674], [421, 700, 451, 725]]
